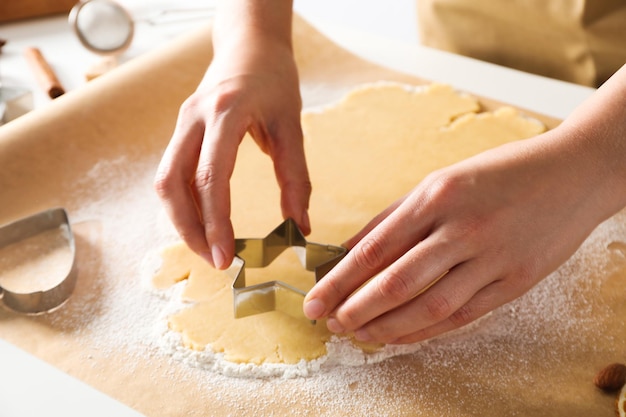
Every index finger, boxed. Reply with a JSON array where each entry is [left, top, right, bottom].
[[303, 201, 431, 320]]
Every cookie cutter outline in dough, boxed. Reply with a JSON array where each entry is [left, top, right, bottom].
[[0, 208, 78, 314], [227, 218, 347, 322]]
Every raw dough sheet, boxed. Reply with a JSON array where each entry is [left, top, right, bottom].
[[0, 16, 624, 417], [152, 82, 547, 371]]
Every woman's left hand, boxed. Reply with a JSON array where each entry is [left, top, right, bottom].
[[303, 125, 621, 344]]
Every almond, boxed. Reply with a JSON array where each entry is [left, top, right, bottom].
[[594, 363, 626, 392]]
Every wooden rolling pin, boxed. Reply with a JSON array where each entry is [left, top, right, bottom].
[[24, 47, 65, 99]]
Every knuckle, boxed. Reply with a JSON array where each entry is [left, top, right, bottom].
[[353, 236, 387, 273], [178, 94, 200, 116], [180, 82, 245, 122], [423, 293, 454, 322], [323, 276, 345, 300], [194, 163, 224, 193], [209, 88, 242, 116], [444, 216, 489, 255], [301, 178, 313, 196], [283, 178, 313, 197], [496, 254, 540, 294], [177, 93, 209, 123], [375, 270, 415, 304], [314, 273, 346, 306], [421, 172, 487, 229], [335, 308, 360, 329], [422, 171, 463, 204], [449, 304, 475, 327], [153, 169, 174, 200], [512, 263, 539, 292]]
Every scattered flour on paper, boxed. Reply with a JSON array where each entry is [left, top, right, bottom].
[[26, 89, 626, 414], [49, 154, 621, 377]]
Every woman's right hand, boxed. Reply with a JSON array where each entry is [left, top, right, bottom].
[[154, 2, 310, 269]]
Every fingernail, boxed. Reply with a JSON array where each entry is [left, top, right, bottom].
[[211, 245, 226, 270], [326, 318, 345, 334], [303, 298, 325, 319], [354, 329, 373, 342]]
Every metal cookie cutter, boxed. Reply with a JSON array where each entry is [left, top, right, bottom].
[[227, 218, 346, 322], [0, 208, 77, 314]]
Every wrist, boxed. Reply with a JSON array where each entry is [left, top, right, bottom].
[[212, 0, 293, 53], [540, 120, 626, 225]]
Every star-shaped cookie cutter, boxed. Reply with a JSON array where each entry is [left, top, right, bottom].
[[226, 218, 346, 322]]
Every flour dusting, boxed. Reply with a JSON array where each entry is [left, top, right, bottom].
[[25, 124, 624, 415]]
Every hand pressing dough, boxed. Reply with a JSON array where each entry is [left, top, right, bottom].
[[152, 83, 546, 366]]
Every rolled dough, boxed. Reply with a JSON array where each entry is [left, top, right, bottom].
[[152, 82, 546, 367]]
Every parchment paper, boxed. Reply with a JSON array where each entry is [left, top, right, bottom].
[[0, 16, 624, 417]]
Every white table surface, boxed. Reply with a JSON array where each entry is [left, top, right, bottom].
[[0, 1, 596, 416]]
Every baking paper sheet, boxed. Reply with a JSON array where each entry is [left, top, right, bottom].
[[0, 16, 624, 417]]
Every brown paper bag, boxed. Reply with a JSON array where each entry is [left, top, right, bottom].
[[417, 0, 626, 87]]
